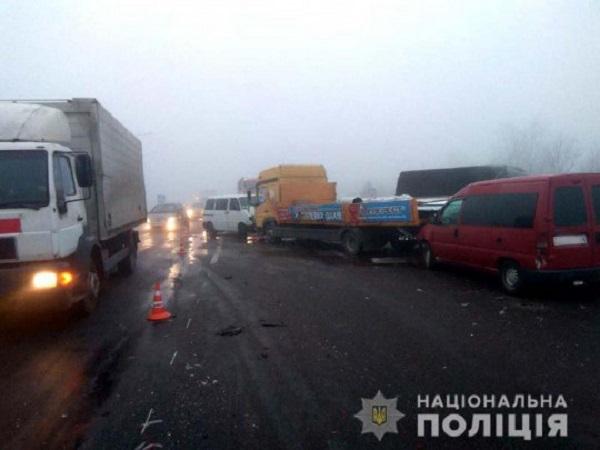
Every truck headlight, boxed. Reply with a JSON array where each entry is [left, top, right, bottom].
[[33, 272, 58, 289], [32, 271, 75, 289]]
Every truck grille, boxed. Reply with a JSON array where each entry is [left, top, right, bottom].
[[0, 238, 17, 260]]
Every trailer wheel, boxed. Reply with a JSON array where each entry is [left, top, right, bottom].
[[80, 258, 101, 315], [342, 230, 362, 255], [500, 260, 525, 295], [119, 233, 137, 275]]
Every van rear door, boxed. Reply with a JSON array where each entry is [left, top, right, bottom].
[[587, 177, 600, 267], [549, 178, 593, 269]]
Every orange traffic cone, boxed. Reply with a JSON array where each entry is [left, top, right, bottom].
[[178, 239, 186, 256], [147, 282, 171, 322]]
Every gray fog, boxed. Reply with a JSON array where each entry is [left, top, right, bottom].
[[1, 1, 599, 205]]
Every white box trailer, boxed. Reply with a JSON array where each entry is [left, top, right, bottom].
[[0, 98, 147, 314], [42, 99, 147, 240]]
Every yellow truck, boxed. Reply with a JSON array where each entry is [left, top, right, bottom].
[[249, 165, 420, 254]]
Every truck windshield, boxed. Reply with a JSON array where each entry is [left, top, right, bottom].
[[0, 150, 49, 209]]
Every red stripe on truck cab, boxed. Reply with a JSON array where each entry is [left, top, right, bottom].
[[0, 219, 21, 234]]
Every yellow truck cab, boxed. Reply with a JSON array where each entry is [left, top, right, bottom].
[[250, 165, 420, 255], [254, 165, 335, 229]]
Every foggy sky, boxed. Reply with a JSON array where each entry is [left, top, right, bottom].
[[1, 0, 599, 205]]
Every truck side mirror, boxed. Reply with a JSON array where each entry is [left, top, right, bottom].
[[75, 154, 94, 188]]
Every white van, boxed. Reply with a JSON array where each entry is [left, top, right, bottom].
[[202, 194, 255, 238]]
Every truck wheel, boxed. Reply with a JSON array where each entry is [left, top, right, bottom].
[[119, 234, 137, 275], [81, 258, 101, 315], [264, 222, 280, 244], [422, 242, 437, 269], [342, 230, 362, 255], [238, 223, 248, 239], [500, 260, 524, 295]]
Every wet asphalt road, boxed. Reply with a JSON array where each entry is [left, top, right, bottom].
[[0, 223, 599, 449]]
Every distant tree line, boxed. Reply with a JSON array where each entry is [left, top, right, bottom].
[[493, 121, 599, 173]]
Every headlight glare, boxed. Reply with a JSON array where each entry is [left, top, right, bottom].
[[32, 271, 58, 289]]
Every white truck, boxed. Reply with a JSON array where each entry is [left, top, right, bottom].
[[0, 98, 147, 313]]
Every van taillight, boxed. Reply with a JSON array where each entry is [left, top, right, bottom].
[[535, 233, 549, 269]]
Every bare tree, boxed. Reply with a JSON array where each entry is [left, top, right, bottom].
[[578, 144, 600, 172], [494, 121, 581, 173], [360, 180, 378, 198], [544, 133, 581, 173]]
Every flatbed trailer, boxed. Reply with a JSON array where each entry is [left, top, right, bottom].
[[251, 165, 420, 254]]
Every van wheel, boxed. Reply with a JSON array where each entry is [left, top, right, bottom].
[[422, 242, 437, 269], [500, 260, 524, 295], [238, 223, 248, 239], [204, 222, 217, 239], [80, 258, 101, 315], [342, 230, 362, 255]]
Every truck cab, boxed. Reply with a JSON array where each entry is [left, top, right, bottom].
[[252, 164, 336, 232], [0, 106, 95, 308], [0, 100, 145, 313]]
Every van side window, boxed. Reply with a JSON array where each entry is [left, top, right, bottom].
[[461, 193, 538, 228], [440, 199, 462, 225], [229, 198, 241, 211], [493, 193, 538, 228], [592, 185, 600, 222], [554, 186, 587, 227], [460, 196, 491, 226], [205, 199, 216, 211], [216, 199, 229, 211]]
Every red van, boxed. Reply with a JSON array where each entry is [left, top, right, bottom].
[[418, 173, 600, 294]]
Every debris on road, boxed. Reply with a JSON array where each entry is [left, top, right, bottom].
[[216, 326, 242, 336], [260, 321, 286, 328], [371, 257, 410, 264], [461, 302, 469, 307], [260, 352, 268, 359], [139, 409, 163, 435]]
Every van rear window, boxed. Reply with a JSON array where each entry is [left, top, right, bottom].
[[592, 185, 600, 222], [460, 193, 537, 228], [554, 186, 587, 227]]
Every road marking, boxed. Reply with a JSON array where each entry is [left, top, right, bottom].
[[210, 244, 222, 265], [170, 351, 178, 365], [186, 318, 191, 329]]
